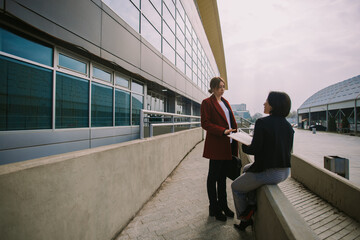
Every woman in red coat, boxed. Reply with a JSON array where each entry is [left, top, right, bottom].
[[201, 77, 238, 221]]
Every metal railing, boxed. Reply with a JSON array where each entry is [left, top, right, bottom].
[[140, 110, 201, 138]]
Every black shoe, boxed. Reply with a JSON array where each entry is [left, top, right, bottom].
[[234, 219, 254, 231], [215, 212, 227, 222], [222, 207, 234, 218], [209, 206, 227, 221], [239, 204, 256, 220]]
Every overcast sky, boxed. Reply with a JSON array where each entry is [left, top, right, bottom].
[[217, 0, 360, 115]]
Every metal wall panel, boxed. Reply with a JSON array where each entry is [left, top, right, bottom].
[[101, 10, 141, 68], [6, 0, 102, 55], [0, 140, 90, 165], [140, 41, 163, 80], [328, 100, 355, 110]]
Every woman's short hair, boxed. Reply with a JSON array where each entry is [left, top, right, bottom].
[[267, 91, 291, 117], [208, 77, 225, 94]]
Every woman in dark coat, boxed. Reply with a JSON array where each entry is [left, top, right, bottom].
[[201, 77, 238, 221], [231, 91, 294, 230]]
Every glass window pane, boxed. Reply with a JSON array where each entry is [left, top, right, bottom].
[[176, 54, 185, 74], [176, 1, 185, 20], [186, 64, 192, 79], [115, 74, 129, 88], [102, 0, 140, 32], [91, 82, 113, 127], [131, 81, 143, 94], [56, 72, 89, 128], [0, 56, 52, 130], [164, 0, 175, 18], [177, 14, 185, 33], [93, 66, 111, 82], [141, 0, 161, 31], [150, 0, 161, 13], [185, 39, 191, 54], [130, 0, 139, 8], [59, 54, 87, 74], [163, 22, 175, 47], [163, 3, 175, 31], [186, 52, 191, 66], [0, 28, 53, 66], [176, 42, 185, 59], [132, 93, 143, 125], [141, 16, 161, 52], [115, 89, 130, 126], [163, 40, 175, 65], [176, 25, 185, 46]]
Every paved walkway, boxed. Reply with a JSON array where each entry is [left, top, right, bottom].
[[115, 141, 254, 240]]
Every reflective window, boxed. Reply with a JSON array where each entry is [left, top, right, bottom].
[[163, 40, 175, 65], [102, 0, 140, 32], [176, 54, 185, 74], [132, 93, 143, 125], [0, 56, 52, 130], [149, 0, 161, 14], [186, 64, 192, 79], [130, 0, 140, 8], [185, 39, 192, 55], [56, 72, 89, 128], [91, 82, 113, 127], [142, 0, 161, 31], [176, 42, 185, 59], [59, 54, 87, 74], [163, 22, 175, 47], [176, 25, 185, 46], [115, 89, 131, 126], [141, 16, 161, 52], [93, 66, 111, 82], [177, 15, 185, 33], [186, 52, 191, 66], [164, 0, 175, 18], [115, 73, 129, 88], [176, 1, 185, 20], [131, 81, 144, 94], [163, 3, 175, 31], [0, 28, 53, 66]]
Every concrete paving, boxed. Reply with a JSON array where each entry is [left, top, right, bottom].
[[115, 141, 254, 240], [292, 129, 360, 187]]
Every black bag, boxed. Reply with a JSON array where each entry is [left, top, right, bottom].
[[226, 155, 242, 180]]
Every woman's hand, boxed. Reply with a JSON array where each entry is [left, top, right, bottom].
[[224, 128, 236, 135]]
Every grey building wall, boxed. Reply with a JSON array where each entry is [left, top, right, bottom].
[[0, 0, 218, 163]]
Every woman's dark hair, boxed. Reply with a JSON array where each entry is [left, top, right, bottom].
[[208, 77, 225, 94], [267, 91, 291, 117]]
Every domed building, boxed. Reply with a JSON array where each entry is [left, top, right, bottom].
[[297, 75, 360, 133]]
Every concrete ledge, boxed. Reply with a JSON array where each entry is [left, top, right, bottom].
[[291, 154, 360, 222], [255, 185, 318, 240], [0, 128, 203, 240]]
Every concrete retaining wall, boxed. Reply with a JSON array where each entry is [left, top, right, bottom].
[[255, 185, 318, 240], [291, 154, 360, 223], [0, 128, 203, 240], [238, 146, 318, 239]]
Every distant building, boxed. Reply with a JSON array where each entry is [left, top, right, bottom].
[[231, 104, 251, 120], [297, 75, 360, 133], [231, 104, 247, 111]]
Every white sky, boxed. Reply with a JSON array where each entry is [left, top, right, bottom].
[[217, 0, 360, 115]]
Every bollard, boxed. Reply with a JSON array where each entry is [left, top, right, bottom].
[[312, 127, 316, 134]]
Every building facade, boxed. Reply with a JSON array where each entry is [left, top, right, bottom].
[[0, 0, 227, 164], [297, 75, 360, 133]]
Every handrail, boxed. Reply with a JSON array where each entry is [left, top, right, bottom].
[[140, 109, 201, 138]]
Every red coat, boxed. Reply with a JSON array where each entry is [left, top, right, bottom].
[[201, 95, 238, 160]]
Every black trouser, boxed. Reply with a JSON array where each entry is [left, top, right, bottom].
[[207, 159, 228, 212]]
